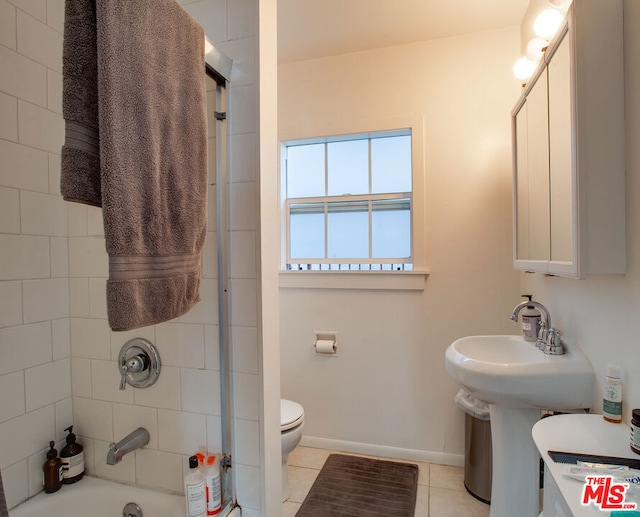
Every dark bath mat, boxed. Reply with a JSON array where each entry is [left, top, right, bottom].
[[296, 454, 419, 517]]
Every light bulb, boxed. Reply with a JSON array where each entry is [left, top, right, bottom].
[[513, 57, 537, 81], [534, 9, 563, 39], [525, 37, 548, 62]]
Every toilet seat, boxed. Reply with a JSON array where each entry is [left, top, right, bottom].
[[281, 399, 304, 431]]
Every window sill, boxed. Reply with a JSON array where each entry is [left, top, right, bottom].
[[279, 270, 429, 291]]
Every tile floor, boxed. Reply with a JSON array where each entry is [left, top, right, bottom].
[[282, 446, 490, 517]]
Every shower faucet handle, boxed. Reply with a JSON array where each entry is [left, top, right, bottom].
[[118, 355, 146, 390], [117, 338, 161, 391]]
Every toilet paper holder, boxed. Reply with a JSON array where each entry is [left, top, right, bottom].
[[314, 331, 337, 356]]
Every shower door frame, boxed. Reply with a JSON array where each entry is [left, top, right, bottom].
[[205, 47, 235, 515]]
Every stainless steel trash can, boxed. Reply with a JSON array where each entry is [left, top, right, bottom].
[[454, 389, 492, 504], [464, 411, 492, 504]]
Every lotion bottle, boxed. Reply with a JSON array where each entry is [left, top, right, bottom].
[[603, 364, 622, 423], [520, 295, 541, 342], [185, 455, 207, 517], [60, 425, 84, 484], [205, 455, 222, 515], [42, 441, 63, 493]]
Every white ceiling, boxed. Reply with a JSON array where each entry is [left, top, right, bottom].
[[278, 0, 530, 64]]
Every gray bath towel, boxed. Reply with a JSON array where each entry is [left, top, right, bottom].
[[0, 468, 8, 517], [62, 0, 207, 331], [61, 0, 100, 206]]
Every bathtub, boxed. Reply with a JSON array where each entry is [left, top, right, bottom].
[[10, 476, 184, 516]]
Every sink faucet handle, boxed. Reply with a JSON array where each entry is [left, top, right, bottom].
[[544, 328, 565, 355], [547, 328, 562, 343], [536, 321, 547, 349]]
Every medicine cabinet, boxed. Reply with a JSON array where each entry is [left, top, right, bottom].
[[511, 0, 625, 279]]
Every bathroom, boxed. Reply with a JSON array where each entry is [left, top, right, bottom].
[[1, 1, 639, 517]]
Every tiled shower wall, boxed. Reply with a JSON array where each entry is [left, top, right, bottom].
[[0, 0, 70, 509], [0, 0, 262, 513]]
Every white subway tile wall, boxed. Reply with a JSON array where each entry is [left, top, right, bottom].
[[24, 359, 70, 411], [0, 47, 48, 106], [10, 0, 47, 23], [0, 0, 261, 512], [0, 2, 16, 49], [0, 99, 18, 144], [0, 371, 25, 423], [16, 10, 62, 72]]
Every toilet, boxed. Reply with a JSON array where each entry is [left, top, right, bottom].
[[281, 398, 305, 501]]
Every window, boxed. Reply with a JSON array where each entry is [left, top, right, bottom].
[[282, 130, 414, 271]]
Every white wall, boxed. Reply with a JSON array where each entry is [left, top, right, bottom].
[[279, 27, 523, 463], [0, 0, 264, 513], [256, 0, 283, 514], [521, 0, 640, 423]]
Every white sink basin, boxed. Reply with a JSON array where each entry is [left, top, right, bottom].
[[445, 335, 593, 410], [445, 334, 594, 517]]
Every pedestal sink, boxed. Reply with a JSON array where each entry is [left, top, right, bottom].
[[445, 335, 593, 517]]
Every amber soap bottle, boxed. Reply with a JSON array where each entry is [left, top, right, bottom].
[[60, 426, 85, 484], [43, 441, 63, 493]]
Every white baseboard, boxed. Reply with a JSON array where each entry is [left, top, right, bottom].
[[299, 435, 464, 467]]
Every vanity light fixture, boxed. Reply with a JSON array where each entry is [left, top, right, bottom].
[[524, 37, 549, 62], [513, 56, 538, 81], [534, 8, 564, 39], [512, 1, 570, 82]]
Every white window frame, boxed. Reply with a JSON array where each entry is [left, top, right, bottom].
[[285, 193, 411, 267], [279, 117, 428, 290]]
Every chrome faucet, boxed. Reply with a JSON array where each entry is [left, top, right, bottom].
[[509, 297, 564, 355], [510, 299, 551, 338], [107, 427, 150, 465]]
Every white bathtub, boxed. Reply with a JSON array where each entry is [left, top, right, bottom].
[[10, 476, 185, 516]]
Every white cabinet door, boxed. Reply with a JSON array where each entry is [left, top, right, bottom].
[[511, 0, 624, 279], [547, 30, 575, 271], [513, 70, 549, 269], [526, 69, 550, 263]]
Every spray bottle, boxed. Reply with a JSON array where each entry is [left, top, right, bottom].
[[205, 454, 222, 515]]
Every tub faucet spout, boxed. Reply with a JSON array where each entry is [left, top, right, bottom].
[[107, 427, 150, 465]]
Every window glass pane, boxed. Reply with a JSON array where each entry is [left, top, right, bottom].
[[371, 135, 412, 194], [327, 202, 368, 258], [290, 208, 324, 259], [372, 200, 411, 258], [287, 144, 325, 198], [284, 130, 414, 268], [327, 140, 368, 196]]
